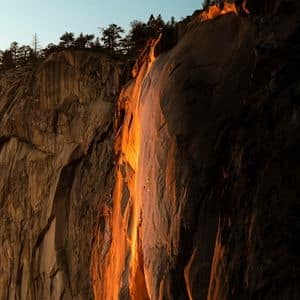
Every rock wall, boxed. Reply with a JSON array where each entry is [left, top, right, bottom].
[[1, 0, 300, 299], [0, 51, 123, 299], [92, 1, 300, 299]]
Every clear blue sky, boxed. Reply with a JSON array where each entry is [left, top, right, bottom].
[[0, 0, 201, 50]]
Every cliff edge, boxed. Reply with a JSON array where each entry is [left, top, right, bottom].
[[1, 0, 300, 299]]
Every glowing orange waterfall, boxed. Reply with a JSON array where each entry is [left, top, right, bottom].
[[92, 35, 161, 300], [200, 0, 250, 21], [200, 2, 238, 21], [207, 218, 227, 300]]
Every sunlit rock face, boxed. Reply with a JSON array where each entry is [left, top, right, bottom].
[[93, 1, 300, 299], [1, 0, 300, 299], [0, 50, 123, 300], [92, 15, 255, 300]]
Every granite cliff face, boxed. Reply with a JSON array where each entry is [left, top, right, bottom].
[[1, 0, 300, 299], [0, 51, 123, 299]]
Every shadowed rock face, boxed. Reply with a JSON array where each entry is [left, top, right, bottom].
[[1, 0, 300, 299]]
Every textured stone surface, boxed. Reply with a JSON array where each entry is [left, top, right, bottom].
[[1, 1, 300, 299], [92, 1, 300, 299], [0, 50, 123, 299]]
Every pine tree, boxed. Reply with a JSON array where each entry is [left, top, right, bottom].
[[74, 33, 95, 48], [59, 32, 75, 47], [10, 42, 19, 63], [121, 21, 149, 56], [101, 24, 124, 52], [0, 49, 15, 71], [202, 0, 211, 9], [32, 33, 40, 55]]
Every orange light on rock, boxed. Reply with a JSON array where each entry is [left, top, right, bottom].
[[200, 2, 238, 21], [92, 34, 161, 300], [242, 0, 250, 14]]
